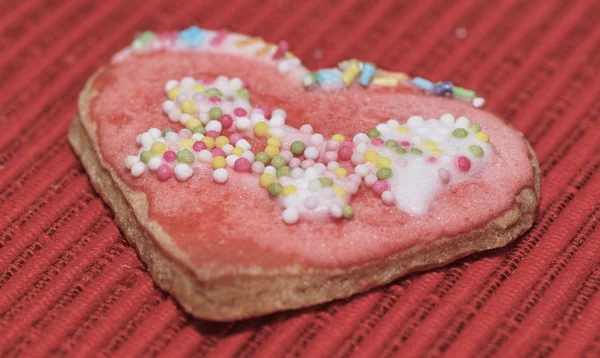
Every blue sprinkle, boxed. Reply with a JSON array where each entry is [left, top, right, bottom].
[[412, 77, 434, 91], [359, 63, 376, 86], [179, 26, 205, 47], [432, 81, 453, 95], [317, 69, 342, 84]]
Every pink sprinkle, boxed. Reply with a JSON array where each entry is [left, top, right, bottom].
[[428, 157, 437, 163], [192, 141, 207, 152], [301, 159, 315, 169], [163, 150, 177, 162], [372, 180, 389, 197], [229, 133, 243, 145], [219, 114, 233, 129], [338, 146, 353, 161], [179, 130, 191, 139], [346, 181, 359, 195], [241, 78, 250, 89], [341, 140, 354, 148], [371, 138, 384, 146], [209, 97, 222, 104], [401, 141, 411, 147], [156, 164, 173, 181], [457, 156, 471, 171], [272, 40, 289, 59], [210, 29, 228, 46], [323, 151, 338, 164], [234, 108, 247, 117], [326, 140, 340, 151], [438, 168, 450, 183], [289, 157, 301, 168], [206, 130, 219, 139], [348, 174, 362, 184], [258, 104, 272, 119], [280, 150, 293, 162], [234, 158, 252, 172], [212, 148, 226, 157]]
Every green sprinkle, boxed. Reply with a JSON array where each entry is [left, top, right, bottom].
[[161, 128, 172, 137], [468, 123, 481, 132], [367, 128, 381, 139], [236, 88, 250, 101], [452, 86, 476, 99], [205, 88, 223, 97], [385, 140, 398, 148], [376, 167, 392, 180], [140, 151, 152, 163], [176, 149, 195, 164], [290, 141, 306, 156], [209, 107, 223, 121], [395, 147, 408, 155], [452, 128, 468, 138], [410, 148, 423, 155], [255, 152, 270, 164], [319, 178, 334, 187], [268, 183, 283, 196], [271, 155, 287, 168], [469, 145, 484, 158], [276, 166, 291, 178], [192, 125, 205, 134], [137, 31, 155, 44], [342, 205, 354, 219]]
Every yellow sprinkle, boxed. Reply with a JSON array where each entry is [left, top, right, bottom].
[[397, 127, 410, 134], [264, 145, 280, 158], [333, 185, 347, 198], [334, 167, 348, 178], [423, 141, 437, 149], [267, 136, 281, 148], [376, 157, 392, 168], [180, 139, 194, 148], [167, 87, 181, 100], [212, 156, 226, 169], [331, 134, 345, 143], [215, 136, 229, 149], [380, 70, 410, 82], [259, 173, 275, 188], [201, 136, 215, 149], [256, 44, 275, 56], [236, 36, 262, 48], [192, 84, 205, 92], [342, 59, 361, 87], [365, 150, 379, 163], [282, 185, 297, 197], [284, 51, 296, 59], [185, 118, 202, 131], [372, 77, 399, 87], [232, 147, 244, 157], [180, 100, 196, 114], [475, 132, 490, 143], [431, 148, 444, 156], [150, 142, 167, 155], [254, 122, 270, 137]]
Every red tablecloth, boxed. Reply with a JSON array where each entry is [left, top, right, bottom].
[[1, 0, 599, 357]]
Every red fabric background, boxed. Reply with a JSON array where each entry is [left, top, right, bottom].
[[1, 0, 599, 357]]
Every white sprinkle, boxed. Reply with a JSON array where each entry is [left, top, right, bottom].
[[197, 150, 212, 163], [236, 139, 251, 151], [329, 204, 343, 218], [140, 133, 154, 148], [355, 143, 367, 153], [327, 161, 339, 170], [251, 113, 266, 124], [165, 80, 179, 92], [407, 116, 424, 126], [241, 151, 255, 163], [124, 155, 139, 169], [440, 113, 455, 124], [213, 168, 229, 183], [269, 115, 286, 127], [472, 97, 486, 108], [456, 116, 470, 128], [364, 174, 377, 187], [147, 157, 162, 171], [191, 133, 204, 141], [226, 155, 239, 168], [174, 164, 193, 181], [282, 207, 300, 224], [252, 161, 265, 174], [438, 168, 451, 183], [351, 153, 365, 165], [269, 128, 285, 138], [304, 146, 320, 160], [162, 100, 176, 113], [206, 120, 222, 133], [353, 133, 369, 144], [136, 134, 141, 145], [222, 144, 233, 155], [300, 124, 314, 134], [304, 196, 319, 210], [264, 166, 277, 176], [376, 123, 389, 132], [321, 187, 335, 199], [314, 163, 327, 173], [291, 167, 304, 179], [382, 191, 395, 205], [179, 113, 192, 125], [272, 109, 287, 118], [304, 167, 320, 180], [131, 162, 146, 177], [180, 76, 196, 89], [229, 77, 243, 90], [354, 164, 369, 177], [165, 132, 180, 143], [308, 179, 321, 192], [168, 108, 182, 122], [310, 133, 325, 145], [235, 117, 251, 130], [387, 119, 400, 128]]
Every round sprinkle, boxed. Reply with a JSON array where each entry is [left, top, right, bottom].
[[410, 148, 423, 155], [376, 157, 391, 168], [211, 156, 227, 169], [267, 137, 282, 148], [290, 141, 306, 156], [177, 149, 195, 164], [234, 158, 252, 172], [156, 164, 172, 181], [365, 150, 379, 162], [276, 166, 291, 178], [140, 151, 152, 163], [254, 122, 270, 137], [376, 167, 392, 180], [457, 156, 471, 171], [372, 180, 389, 196], [338, 146, 353, 161], [395, 147, 408, 155], [304, 196, 319, 210], [282, 185, 297, 197], [236, 88, 250, 101], [161, 128, 172, 137], [452, 128, 468, 138], [469, 145, 484, 157], [282, 207, 299, 224], [219, 114, 233, 129], [382, 190, 395, 205], [174, 164, 193, 181], [255, 152, 270, 164], [213, 168, 229, 183], [192, 141, 207, 152], [163, 150, 177, 162], [181, 100, 196, 114], [209, 107, 223, 121], [319, 178, 334, 187], [468, 123, 481, 132], [332, 134, 345, 142], [268, 182, 283, 196], [151, 142, 167, 155], [214, 136, 229, 148], [234, 108, 247, 117], [475, 131, 490, 142], [367, 128, 381, 138], [438, 168, 450, 183], [259, 173, 275, 188], [192, 125, 205, 134], [371, 138, 384, 146], [342, 205, 354, 219], [271, 155, 287, 168], [334, 167, 348, 178], [264, 145, 280, 158], [385, 140, 398, 148], [205, 88, 223, 97], [304, 146, 320, 160]]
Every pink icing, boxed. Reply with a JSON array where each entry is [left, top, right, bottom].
[[89, 51, 534, 272]]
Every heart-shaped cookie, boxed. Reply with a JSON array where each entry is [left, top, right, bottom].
[[69, 27, 539, 321]]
